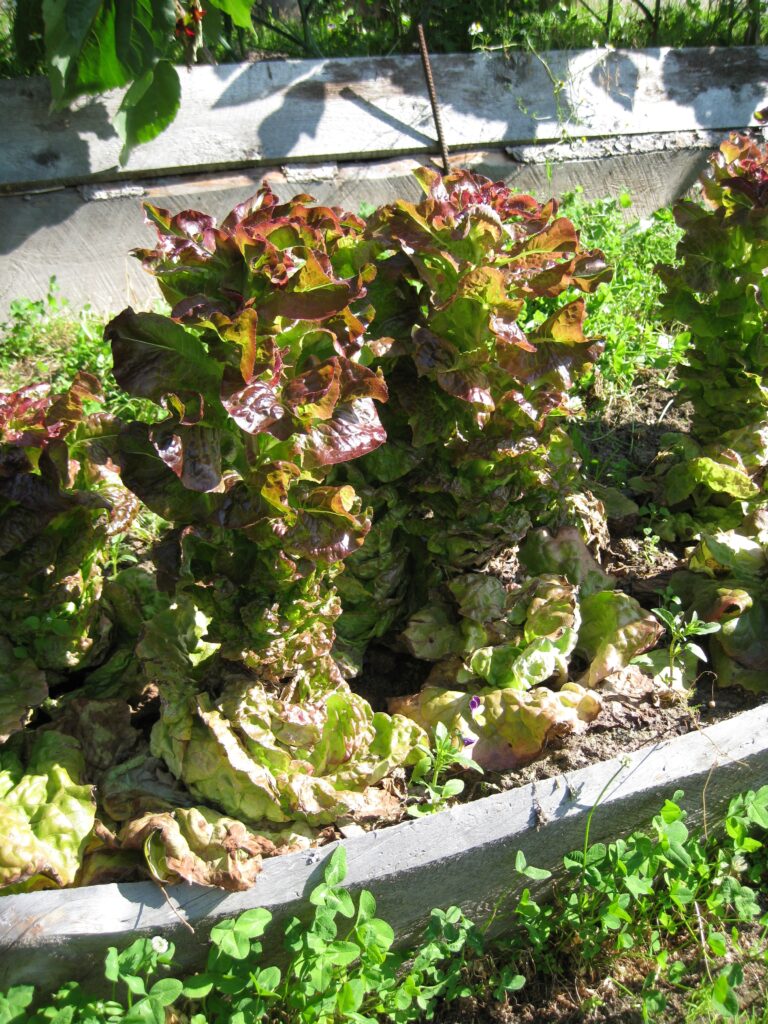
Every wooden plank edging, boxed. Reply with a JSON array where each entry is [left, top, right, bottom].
[[2, 46, 767, 190], [1, 703, 767, 994]]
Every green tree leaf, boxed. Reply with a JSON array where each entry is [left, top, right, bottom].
[[208, 0, 254, 30], [115, 59, 180, 163]]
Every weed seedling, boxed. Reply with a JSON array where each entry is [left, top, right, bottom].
[[651, 589, 721, 682], [407, 720, 483, 817]]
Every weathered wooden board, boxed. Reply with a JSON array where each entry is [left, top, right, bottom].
[[0, 145, 713, 317], [2, 46, 766, 189], [2, 704, 767, 995]]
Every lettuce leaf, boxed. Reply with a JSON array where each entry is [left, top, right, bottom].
[[150, 677, 426, 826], [577, 591, 664, 687], [390, 682, 601, 772], [0, 731, 96, 892]]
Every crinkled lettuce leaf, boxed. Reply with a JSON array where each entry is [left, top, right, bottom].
[[577, 591, 664, 687], [151, 678, 426, 826], [119, 806, 283, 890], [403, 573, 581, 693], [0, 731, 96, 892]]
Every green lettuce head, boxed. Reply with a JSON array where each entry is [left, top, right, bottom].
[[151, 676, 426, 827], [0, 731, 96, 892]]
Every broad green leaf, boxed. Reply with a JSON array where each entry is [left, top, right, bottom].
[[256, 965, 281, 992], [208, 0, 255, 29], [323, 845, 348, 886], [330, 940, 365, 967], [115, 60, 181, 163], [708, 933, 729, 954], [107, 310, 222, 405], [148, 978, 183, 1005], [711, 970, 740, 1018], [234, 907, 272, 938], [337, 978, 365, 1014], [209, 919, 250, 960], [355, 888, 377, 926]]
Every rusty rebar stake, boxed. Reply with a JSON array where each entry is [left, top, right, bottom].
[[417, 24, 450, 174]]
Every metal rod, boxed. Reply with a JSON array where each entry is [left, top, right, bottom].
[[416, 23, 450, 174]]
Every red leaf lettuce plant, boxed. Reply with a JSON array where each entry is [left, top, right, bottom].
[[105, 186, 427, 832], [332, 167, 612, 666], [0, 170, 640, 892], [0, 373, 135, 739]]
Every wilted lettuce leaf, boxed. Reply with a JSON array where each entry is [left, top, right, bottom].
[[577, 591, 666, 687], [46, 697, 140, 775], [448, 573, 508, 622], [390, 682, 601, 772], [0, 731, 96, 893], [100, 753, 197, 821], [119, 806, 281, 890]]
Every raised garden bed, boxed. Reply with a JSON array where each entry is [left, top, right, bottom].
[[3, 128, 768, 1018], [3, 702, 768, 993]]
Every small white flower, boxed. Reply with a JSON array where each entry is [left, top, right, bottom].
[[468, 21, 483, 36], [151, 936, 169, 954]]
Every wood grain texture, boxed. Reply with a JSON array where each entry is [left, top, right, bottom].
[[2, 704, 767, 994], [2, 46, 766, 189]]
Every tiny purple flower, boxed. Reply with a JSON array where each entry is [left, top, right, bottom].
[[462, 736, 474, 747], [469, 695, 482, 712]]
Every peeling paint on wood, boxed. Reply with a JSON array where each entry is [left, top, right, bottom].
[[1, 47, 766, 190]]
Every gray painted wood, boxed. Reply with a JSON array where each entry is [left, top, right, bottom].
[[0, 146, 714, 318], [2, 47, 766, 190], [2, 704, 768, 994]]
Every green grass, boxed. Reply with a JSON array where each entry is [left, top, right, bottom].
[[0, 279, 154, 420], [235, 0, 767, 61], [1, 0, 765, 76], [560, 187, 685, 398]]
